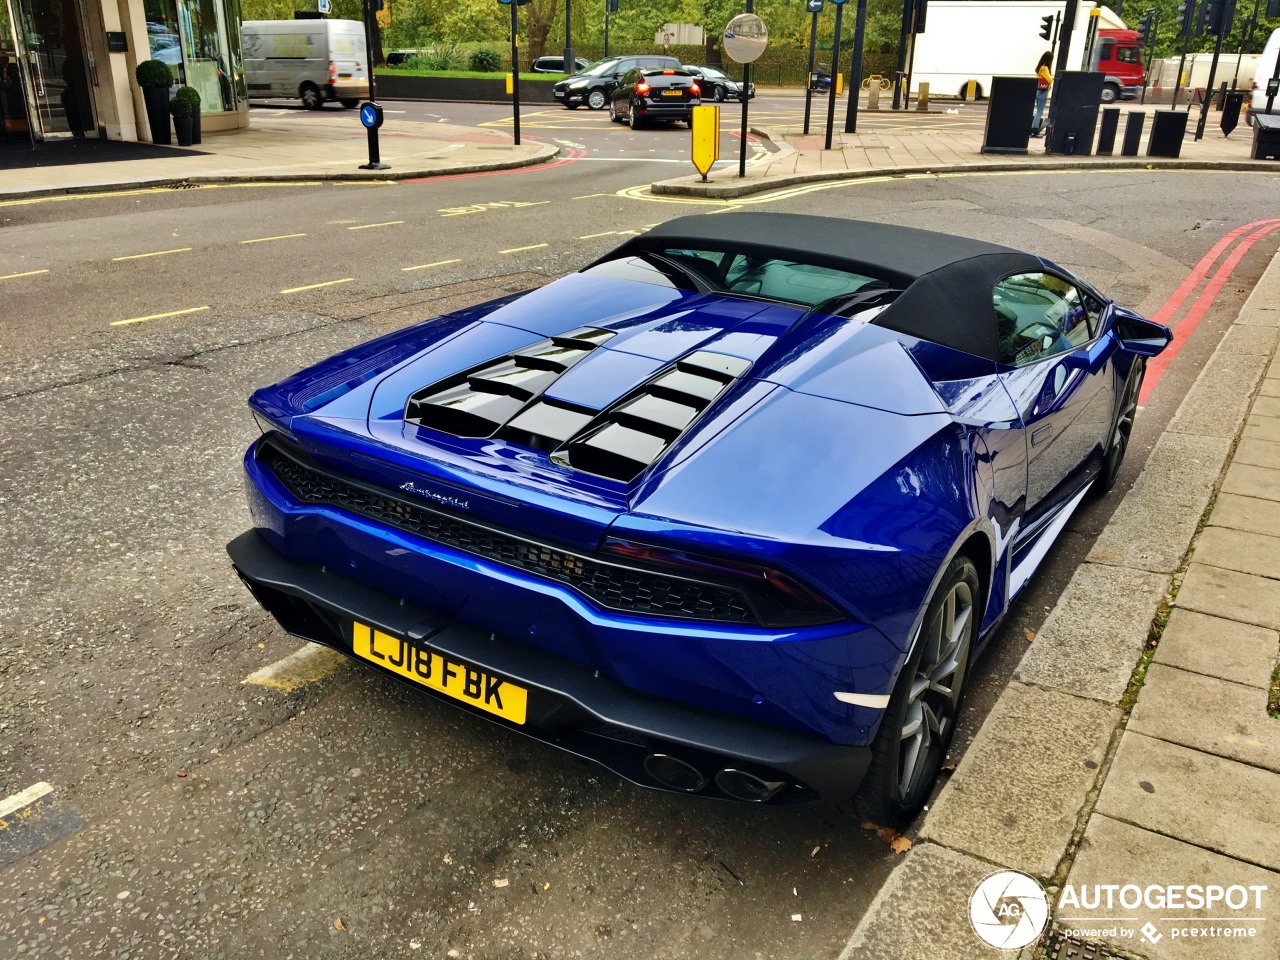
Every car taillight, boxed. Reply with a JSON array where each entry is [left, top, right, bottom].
[[636, 82, 650, 94], [690, 83, 700, 96], [328, 60, 337, 82], [601, 538, 843, 628]]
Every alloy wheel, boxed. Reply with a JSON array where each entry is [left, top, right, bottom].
[[897, 579, 973, 801]]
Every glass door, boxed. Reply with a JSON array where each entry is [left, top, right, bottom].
[[10, 0, 98, 140]]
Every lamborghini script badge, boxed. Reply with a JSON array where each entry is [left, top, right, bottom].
[[399, 481, 470, 511]]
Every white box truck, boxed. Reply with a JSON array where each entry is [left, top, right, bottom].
[[242, 20, 370, 109], [908, 1, 1138, 102]]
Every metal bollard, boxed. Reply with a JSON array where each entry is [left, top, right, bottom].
[[1121, 112, 1145, 156], [1096, 107, 1120, 155], [916, 81, 929, 111]]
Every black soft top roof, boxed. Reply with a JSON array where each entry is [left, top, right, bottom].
[[608, 213, 1045, 363]]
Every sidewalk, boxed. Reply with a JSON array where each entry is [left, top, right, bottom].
[[0, 113, 557, 199], [653, 99, 1270, 199], [843, 251, 1280, 959]]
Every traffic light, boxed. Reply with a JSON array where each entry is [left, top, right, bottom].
[[1039, 14, 1054, 41], [1268, 0, 1280, 17], [913, 0, 928, 32], [1177, 0, 1196, 33], [1136, 14, 1152, 46], [1196, 0, 1234, 35]]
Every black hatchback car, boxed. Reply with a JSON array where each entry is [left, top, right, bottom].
[[609, 68, 701, 128], [553, 55, 682, 110]]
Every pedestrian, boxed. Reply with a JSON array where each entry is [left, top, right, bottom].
[[1031, 51, 1052, 137]]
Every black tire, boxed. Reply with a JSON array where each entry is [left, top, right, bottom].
[[1096, 360, 1145, 496], [300, 84, 323, 110], [609, 100, 621, 123], [713, 85, 726, 103], [340, 99, 359, 109], [565, 103, 580, 110], [855, 554, 979, 826], [587, 89, 607, 110], [1101, 83, 1120, 104], [629, 108, 642, 130]]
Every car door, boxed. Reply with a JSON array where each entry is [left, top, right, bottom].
[[994, 271, 1116, 528], [614, 68, 637, 116]]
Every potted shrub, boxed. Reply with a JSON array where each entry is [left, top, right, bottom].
[[170, 86, 198, 146], [176, 85, 202, 144], [135, 59, 173, 146]]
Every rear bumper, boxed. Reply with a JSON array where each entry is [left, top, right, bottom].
[[329, 81, 369, 100], [228, 528, 872, 804], [637, 100, 696, 119]]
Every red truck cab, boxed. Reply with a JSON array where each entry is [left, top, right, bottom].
[[1093, 28, 1145, 103]]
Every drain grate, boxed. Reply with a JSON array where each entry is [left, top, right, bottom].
[[1040, 928, 1127, 960], [166, 181, 199, 189]]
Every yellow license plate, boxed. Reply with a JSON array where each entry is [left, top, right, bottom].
[[662, 89, 682, 97], [352, 621, 528, 724]]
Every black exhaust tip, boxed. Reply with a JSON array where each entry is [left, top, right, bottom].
[[715, 768, 786, 803], [643, 753, 707, 792]]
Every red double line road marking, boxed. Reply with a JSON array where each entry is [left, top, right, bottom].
[[1139, 217, 1280, 404], [402, 146, 586, 184]]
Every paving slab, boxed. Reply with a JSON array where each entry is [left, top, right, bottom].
[[1166, 353, 1269, 439], [1207, 492, 1280, 537], [1191, 526, 1280, 582], [1232, 436, 1280, 467], [1254, 394, 1280, 419], [1061, 814, 1280, 960], [1095, 731, 1280, 871], [1016, 564, 1169, 701], [1176, 562, 1280, 632], [1220, 461, 1280, 502], [919, 684, 1118, 879], [1153, 608, 1280, 690], [1261, 378, 1280, 397], [1129, 663, 1280, 773], [837, 843, 1011, 960], [1087, 435, 1232, 573], [1244, 414, 1280, 443]]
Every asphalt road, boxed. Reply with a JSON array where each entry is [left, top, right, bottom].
[[0, 150, 1276, 959]]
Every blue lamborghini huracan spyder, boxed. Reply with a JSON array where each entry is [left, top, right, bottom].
[[229, 214, 1171, 821]]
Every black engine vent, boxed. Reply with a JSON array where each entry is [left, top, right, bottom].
[[405, 327, 613, 438], [551, 351, 751, 482]]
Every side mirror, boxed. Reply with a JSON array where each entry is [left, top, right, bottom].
[[1113, 307, 1172, 358]]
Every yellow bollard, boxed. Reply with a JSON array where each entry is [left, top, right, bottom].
[[965, 79, 977, 101], [916, 81, 930, 111], [690, 105, 720, 182], [505, 73, 514, 95], [836, 73, 843, 96]]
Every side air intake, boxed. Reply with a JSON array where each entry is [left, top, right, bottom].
[[404, 327, 613, 438], [551, 351, 751, 483]]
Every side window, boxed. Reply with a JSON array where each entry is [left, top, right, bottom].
[[993, 273, 1095, 367]]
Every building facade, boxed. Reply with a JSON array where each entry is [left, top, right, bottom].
[[2, 0, 249, 145]]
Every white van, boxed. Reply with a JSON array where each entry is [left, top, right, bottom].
[[242, 20, 369, 109], [1251, 28, 1280, 122]]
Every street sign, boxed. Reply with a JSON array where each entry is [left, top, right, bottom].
[[807, 0, 823, 12], [318, 0, 331, 13], [723, 13, 768, 64], [691, 105, 720, 180], [360, 102, 384, 129]]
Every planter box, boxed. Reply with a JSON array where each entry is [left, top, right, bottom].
[[376, 75, 558, 104]]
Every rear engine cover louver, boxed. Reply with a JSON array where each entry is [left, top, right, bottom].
[[405, 334, 750, 484], [404, 327, 614, 438]]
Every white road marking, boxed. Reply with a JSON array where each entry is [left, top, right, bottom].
[[244, 642, 348, 693], [0, 782, 54, 819]]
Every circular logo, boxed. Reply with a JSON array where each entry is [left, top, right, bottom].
[[969, 871, 1049, 949]]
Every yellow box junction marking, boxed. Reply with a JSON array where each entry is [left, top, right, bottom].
[[691, 105, 721, 181], [0, 783, 53, 821], [439, 200, 550, 218]]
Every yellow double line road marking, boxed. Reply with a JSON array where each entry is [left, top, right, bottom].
[[0, 269, 49, 281], [349, 220, 404, 231], [111, 305, 209, 327], [500, 243, 549, 254], [111, 247, 192, 262]]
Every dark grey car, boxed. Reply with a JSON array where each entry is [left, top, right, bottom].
[[608, 67, 701, 128]]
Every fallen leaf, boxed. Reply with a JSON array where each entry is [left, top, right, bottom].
[[861, 820, 913, 854], [943, 762, 957, 772], [1024, 629, 1036, 642], [176, 772, 187, 778], [890, 835, 913, 855], [543, 882, 551, 891], [492, 878, 509, 889], [333, 917, 347, 932]]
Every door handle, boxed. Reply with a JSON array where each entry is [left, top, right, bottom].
[[1031, 425, 1052, 446]]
